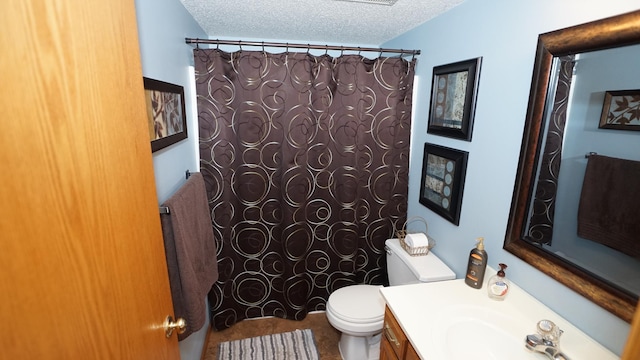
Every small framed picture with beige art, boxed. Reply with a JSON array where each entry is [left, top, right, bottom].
[[143, 77, 188, 152], [598, 89, 640, 131]]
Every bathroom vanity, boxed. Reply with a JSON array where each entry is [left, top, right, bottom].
[[380, 276, 618, 359]]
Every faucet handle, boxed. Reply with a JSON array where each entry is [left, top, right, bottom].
[[537, 319, 562, 347]]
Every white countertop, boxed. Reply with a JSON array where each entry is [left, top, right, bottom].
[[380, 278, 618, 359]]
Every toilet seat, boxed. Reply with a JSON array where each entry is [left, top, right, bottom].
[[327, 284, 385, 324]]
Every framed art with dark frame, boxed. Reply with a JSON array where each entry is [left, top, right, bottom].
[[598, 89, 640, 131], [427, 57, 482, 141], [419, 143, 468, 225], [143, 77, 188, 152]]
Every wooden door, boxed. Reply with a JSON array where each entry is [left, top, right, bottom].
[[0, 1, 180, 359], [623, 300, 640, 359]]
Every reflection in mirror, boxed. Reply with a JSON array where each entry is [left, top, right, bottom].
[[505, 10, 640, 323], [528, 43, 640, 297]]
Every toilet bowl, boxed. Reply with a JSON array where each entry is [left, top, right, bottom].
[[326, 284, 385, 360], [326, 238, 456, 360]]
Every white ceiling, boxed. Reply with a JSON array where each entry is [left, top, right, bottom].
[[180, 0, 465, 46]]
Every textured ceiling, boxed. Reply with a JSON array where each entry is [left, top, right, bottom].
[[180, 0, 465, 45]]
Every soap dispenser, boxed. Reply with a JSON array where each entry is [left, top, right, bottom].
[[464, 237, 487, 289], [487, 263, 510, 300]]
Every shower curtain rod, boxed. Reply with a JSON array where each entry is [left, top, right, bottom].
[[185, 38, 420, 56]]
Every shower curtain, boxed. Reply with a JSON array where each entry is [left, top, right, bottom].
[[193, 48, 415, 330], [527, 55, 575, 245]]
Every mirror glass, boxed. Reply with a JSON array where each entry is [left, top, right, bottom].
[[531, 43, 640, 298], [505, 10, 640, 323]]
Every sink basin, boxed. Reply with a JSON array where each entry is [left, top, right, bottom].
[[444, 321, 531, 359], [434, 305, 539, 359]]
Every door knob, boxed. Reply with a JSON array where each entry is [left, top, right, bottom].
[[163, 316, 186, 338]]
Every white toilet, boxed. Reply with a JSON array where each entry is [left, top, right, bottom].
[[326, 238, 455, 360]]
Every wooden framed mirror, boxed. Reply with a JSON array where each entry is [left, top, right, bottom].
[[504, 10, 640, 323]]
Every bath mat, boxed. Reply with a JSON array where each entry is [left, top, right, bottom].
[[217, 329, 320, 360]]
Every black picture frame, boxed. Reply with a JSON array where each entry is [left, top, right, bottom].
[[143, 77, 188, 152], [598, 89, 640, 131], [419, 143, 468, 225], [427, 57, 482, 141]]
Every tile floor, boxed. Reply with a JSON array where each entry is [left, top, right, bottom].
[[202, 311, 342, 360]]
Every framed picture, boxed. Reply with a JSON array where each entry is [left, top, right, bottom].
[[419, 143, 468, 225], [598, 89, 640, 131], [143, 77, 188, 152], [427, 57, 482, 141]]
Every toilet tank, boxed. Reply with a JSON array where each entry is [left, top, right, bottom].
[[385, 238, 456, 286]]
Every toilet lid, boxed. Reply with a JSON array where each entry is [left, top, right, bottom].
[[327, 285, 385, 324]]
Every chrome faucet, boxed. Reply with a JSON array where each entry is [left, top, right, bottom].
[[525, 320, 570, 360]]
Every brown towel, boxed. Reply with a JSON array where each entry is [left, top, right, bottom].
[[577, 155, 640, 258], [160, 172, 218, 340]]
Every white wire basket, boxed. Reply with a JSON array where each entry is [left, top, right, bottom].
[[396, 216, 435, 256]]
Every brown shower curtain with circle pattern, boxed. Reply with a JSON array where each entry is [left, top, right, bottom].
[[527, 55, 576, 246], [193, 48, 415, 330]]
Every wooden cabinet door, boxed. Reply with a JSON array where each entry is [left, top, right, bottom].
[[405, 342, 421, 360], [0, 1, 180, 359], [382, 307, 424, 359], [380, 333, 399, 360], [383, 307, 408, 359]]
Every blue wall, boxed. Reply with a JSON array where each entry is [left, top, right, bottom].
[[383, 0, 639, 355], [135, 0, 203, 204]]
